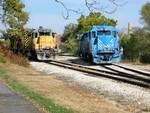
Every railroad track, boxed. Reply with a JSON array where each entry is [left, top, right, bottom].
[[47, 60, 150, 88], [112, 63, 150, 76]]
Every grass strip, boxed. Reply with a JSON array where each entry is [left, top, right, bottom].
[[0, 67, 77, 113]]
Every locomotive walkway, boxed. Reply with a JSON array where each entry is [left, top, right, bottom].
[[0, 81, 41, 113]]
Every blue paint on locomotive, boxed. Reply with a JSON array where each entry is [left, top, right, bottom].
[[79, 24, 123, 64]]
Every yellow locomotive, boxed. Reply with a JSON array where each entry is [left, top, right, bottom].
[[10, 26, 59, 60]]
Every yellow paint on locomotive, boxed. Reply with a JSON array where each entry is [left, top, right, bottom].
[[25, 32, 29, 49], [10, 27, 58, 61], [31, 35, 56, 50], [38, 36, 56, 49]]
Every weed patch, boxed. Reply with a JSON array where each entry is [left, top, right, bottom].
[[0, 67, 6, 75], [0, 41, 29, 67]]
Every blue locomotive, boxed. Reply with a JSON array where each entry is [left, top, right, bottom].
[[79, 24, 123, 64]]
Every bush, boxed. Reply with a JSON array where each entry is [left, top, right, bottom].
[[140, 53, 150, 63], [5, 39, 10, 47], [60, 41, 79, 55], [0, 41, 29, 67], [120, 28, 150, 63]]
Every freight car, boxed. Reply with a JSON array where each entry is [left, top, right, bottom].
[[79, 24, 123, 64], [10, 26, 59, 60]]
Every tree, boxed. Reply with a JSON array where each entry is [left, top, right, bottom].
[[60, 23, 79, 54], [117, 27, 127, 38], [61, 23, 78, 43], [120, 28, 150, 63], [119, 3, 150, 63], [140, 2, 150, 30], [1, 0, 29, 41], [55, 0, 128, 19], [77, 12, 117, 34]]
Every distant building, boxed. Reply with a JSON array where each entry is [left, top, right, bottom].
[[128, 23, 133, 34], [55, 34, 62, 48]]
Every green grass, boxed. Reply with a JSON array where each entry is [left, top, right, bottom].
[[0, 67, 6, 75], [0, 67, 77, 113]]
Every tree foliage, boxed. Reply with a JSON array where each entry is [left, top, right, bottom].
[[77, 12, 117, 34], [140, 2, 150, 29], [1, 0, 29, 40], [120, 28, 150, 63], [61, 23, 78, 43], [60, 23, 79, 54], [118, 3, 150, 63]]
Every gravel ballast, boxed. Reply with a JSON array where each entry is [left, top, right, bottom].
[[30, 56, 150, 107]]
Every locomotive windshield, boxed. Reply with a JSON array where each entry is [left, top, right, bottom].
[[105, 31, 111, 35], [52, 32, 55, 38], [39, 32, 50, 36], [97, 31, 111, 36], [97, 31, 103, 35]]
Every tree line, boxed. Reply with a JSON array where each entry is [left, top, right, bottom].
[[60, 2, 150, 63], [119, 3, 150, 63]]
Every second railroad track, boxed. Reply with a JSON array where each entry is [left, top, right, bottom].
[[47, 60, 150, 88]]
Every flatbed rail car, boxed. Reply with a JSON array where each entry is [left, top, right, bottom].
[[79, 24, 123, 64], [10, 26, 59, 60]]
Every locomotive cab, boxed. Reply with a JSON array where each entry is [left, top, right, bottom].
[[79, 24, 123, 64], [24, 26, 59, 60]]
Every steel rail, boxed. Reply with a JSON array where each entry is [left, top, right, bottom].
[[112, 63, 150, 77], [47, 60, 150, 88], [51, 60, 150, 83]]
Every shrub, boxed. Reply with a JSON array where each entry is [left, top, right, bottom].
[[0, 41, 29, 67], [5, 39, 10, 47], [60, 42, 79, 55], [140, 53, 150, 63]]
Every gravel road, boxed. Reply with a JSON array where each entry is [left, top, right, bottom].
[[30, 56, 150, 108]]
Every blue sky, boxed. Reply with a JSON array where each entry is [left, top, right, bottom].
[[23, 0, 150, 34]]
